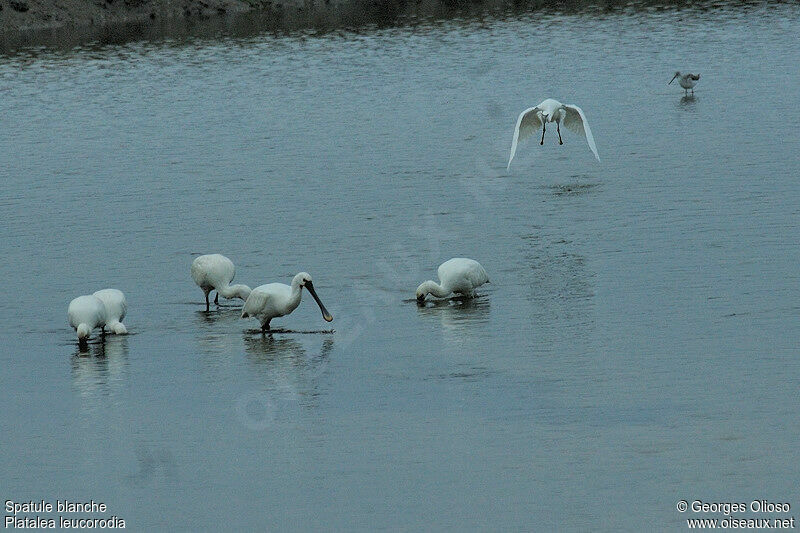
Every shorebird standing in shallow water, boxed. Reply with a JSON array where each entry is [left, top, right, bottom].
[[241, 272, 333, 333], [68, 295, 107, 345], [669, 71, 700, 95], [191, 254, 251, 311], [416, 258, 489, 302], [507, 98, 600, 169], [93, 288, 128, 334]]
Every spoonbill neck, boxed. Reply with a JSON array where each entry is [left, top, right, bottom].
[[216, 283, 251, 301], [417, 280, 451, 299]]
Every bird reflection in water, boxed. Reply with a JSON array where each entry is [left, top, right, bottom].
[[417, 296, 491, 346], [71, 336, 128, 398], [193, 307, 246, 355], [244, 336, 333, 374], [194, 306, 243, 327], [244, 335, 306, 362], [243, 337, 335, 412]]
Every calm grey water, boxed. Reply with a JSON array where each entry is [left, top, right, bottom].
[[2, 2, 799, 530]]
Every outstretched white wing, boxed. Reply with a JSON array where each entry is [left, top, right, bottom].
[[563, 104, 600, 162], [507, 106, 542, 170]]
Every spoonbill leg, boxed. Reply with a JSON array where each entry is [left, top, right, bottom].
[[261, 320, 272, 334], [214, 292, 219, 305], [557, 122, 563, 145], [540, 123, 546, 145]]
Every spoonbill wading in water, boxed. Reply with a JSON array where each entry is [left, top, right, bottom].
[[191, 254, 251, 311], [93, 288, 128, 334], [507, 98, 600, 170], [241, 272, 333, 333], [669, 71, 700, 95], [68, 294, 107, 345], [416, 258, 489, 302]]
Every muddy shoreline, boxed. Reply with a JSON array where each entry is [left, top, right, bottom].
[[0, 0, 774, 51], [0, 0, 472, 50], [1, 0, 542, 51], [1, 0, 265, 33]]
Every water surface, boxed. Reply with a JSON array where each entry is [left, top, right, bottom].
[[1, 2, 799, 530]]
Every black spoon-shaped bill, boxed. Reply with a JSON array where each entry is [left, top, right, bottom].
[[305, 281, 333, 322]]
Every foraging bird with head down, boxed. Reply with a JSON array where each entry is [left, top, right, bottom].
[[92, 288, 128, 334], [669, 71, 700, 95], [191, 254, 251, 311], [507, 98, 600, 170], [68, 294, 107, 345], [241, 272, 333, 333], [416, 258, 489, 302]]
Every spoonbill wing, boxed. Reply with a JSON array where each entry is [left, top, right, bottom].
[[242, 288, 272, 318], [507, 106, 542, 170], [463, 262, 489, 287], [117, 294, 127, 322], [563, 104, 600, 162]]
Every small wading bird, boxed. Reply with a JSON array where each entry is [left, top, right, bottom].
[[507, 98, 600, 170], [68, 294, 107, 345], [669, 71, 700, 95], [93, 288, 128, 334], [416, 258, 489, 302], [191, 254, 251, 311], [241, 272, 333, 333]]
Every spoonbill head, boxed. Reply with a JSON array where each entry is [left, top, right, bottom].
[[241, 272, 333, 333], [416, 258, 489, 302], [191, 254, 251, 311], [669, 71, 700, 94], [68, 295, 107, 344], [507, 98, 600, 169], [92, 288, 128, 334]]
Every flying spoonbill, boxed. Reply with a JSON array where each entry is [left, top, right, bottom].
[[93, 289, 128, 334], [669, 71, 700, 95], [416, 258, 489, 302], [191, 254, 251, 311], [241, 272, 333, 333], [68, 295, 107, 344], [507, 98, 600, 169]]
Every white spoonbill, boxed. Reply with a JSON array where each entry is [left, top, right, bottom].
[[93, 288, 128, 334], [68, 295, 107, 344], [507, 98, 600, 169], [669, 71, 700, 95], [241, 272, 333, 333], [191, 254, 251, 311], [416, 258, 489, 302]]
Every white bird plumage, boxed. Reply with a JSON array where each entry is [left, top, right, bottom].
[[507, 98, 600, 169], [93, 288, 128, 334], [191, 254, 251, 311], [669, 71, 700, 95], [241, 272, 333, 333], [68, 295, 107, 344], [416, 258, 489, 301]]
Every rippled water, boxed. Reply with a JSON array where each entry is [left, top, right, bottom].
[[2, 2, 799, 529]]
